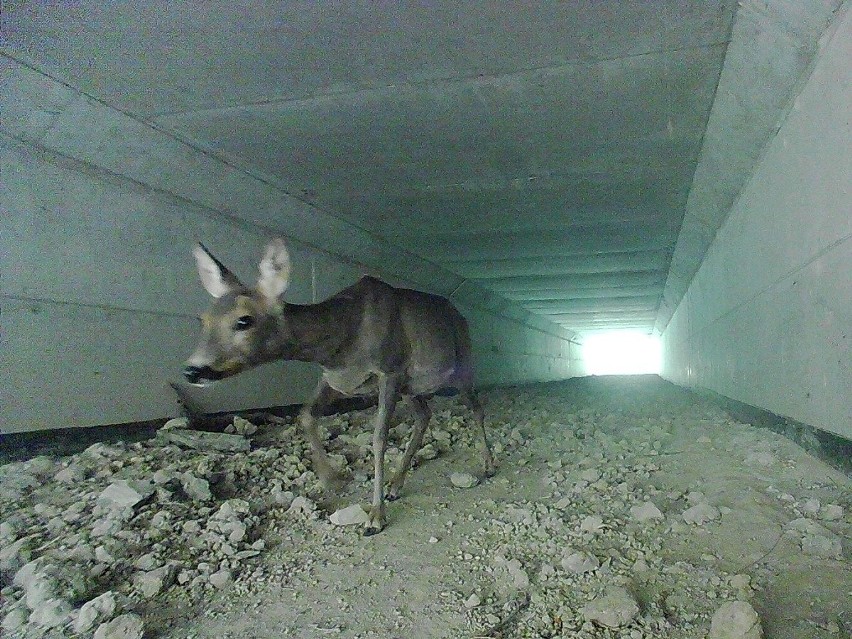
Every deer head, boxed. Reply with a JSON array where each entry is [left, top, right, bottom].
[[183, 238, 293, 386]]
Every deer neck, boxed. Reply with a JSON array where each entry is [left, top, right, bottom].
[[281, 298, 356, 367]]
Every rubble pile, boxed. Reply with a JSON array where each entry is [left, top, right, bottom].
[[1, 383, 848, 639]]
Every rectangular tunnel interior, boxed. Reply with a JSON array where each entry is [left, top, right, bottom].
[[1, 2, 850, 638]]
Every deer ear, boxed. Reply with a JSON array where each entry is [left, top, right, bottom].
[[193, 243, 243, 298], [257, 238, 291, 302]]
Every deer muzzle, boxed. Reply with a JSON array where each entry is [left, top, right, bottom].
[[183, 365, 224, 385]]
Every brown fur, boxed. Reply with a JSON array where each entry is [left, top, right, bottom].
[[185, 239, 495, 534]]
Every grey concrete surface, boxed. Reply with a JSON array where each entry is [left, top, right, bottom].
[[0, 131, 578, 433], [661, 6, 852, 439], [2, 1, 741, 334], [1, 1, 848, 435]]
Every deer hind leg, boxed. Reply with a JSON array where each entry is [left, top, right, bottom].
[[387, 395, 431, 501], [365, 374, 400, 536], [299, 379, 347, 492], [464, 390, 496, 478]]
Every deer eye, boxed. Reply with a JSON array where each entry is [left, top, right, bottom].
[[234, 315, 255, 331]]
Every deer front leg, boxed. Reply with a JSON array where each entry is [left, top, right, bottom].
[[365, 374, 399, 536], [465, 390, 495, 478], [387, 395, 431, 501], [299, 379, 346, 492]]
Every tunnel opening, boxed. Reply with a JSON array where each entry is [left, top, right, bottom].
[[582, 331, 662, 376]]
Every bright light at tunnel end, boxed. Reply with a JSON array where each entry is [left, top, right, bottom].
[[582, 331, 662, 376]]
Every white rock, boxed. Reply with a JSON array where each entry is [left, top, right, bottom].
[[97, 480, 154, 510], [228, 521, 248, 543], [801, 498, 821, 513], [28, 455, 56, 476], [450, 472, 479, 488], [786, 518, 842, 558], [494, 557, 529, 593], [161, 417, 188, 430], [464, 593, 481, 608], [538, 563, 556, 581], [555, 496, 572, 510], [133, 565, 174, 598], [709, 601, 763, 639], [561, 551, 600, 574], [83, 442, 119, 458], [729, 574, 752, 592], [820, 504, 843, 521], [150, 510, 171, 528], [95, 546, 116, 565], [16, 562, 58, 609], [417, 444, 439, 460], [801, 533, 842, 558], [159, 428, 250, 452], [134, 553, 159, 571], [580, 515, 604, 533], [0, 536, 32, 573], [215, 499, 250, 520], [1, 607, 28, 633], [744, 451, 776, 466], [55, 464, 86, 483], [580, 586, 639, 628], [271, 487, 295, 507], [92, 517, 122, 537], [0, 471, 37, 500], [581, 468, 601, 482], [209, 569, 233, 589], [233, 416, 258, 435], [74, 591, 118, 634], [94, 613, 144, 639], [0, 520, 16, 541], [685, 491, 704, 504], [181, 472, 212, 501], [152, 469, 175, 484], [329, 504, 370, 526], [630, 501, 663, 521], [683, 503, 721, 525], [28, 597, 71, 628], [287, 496, 317, 517], [354, 432, 373, 448]]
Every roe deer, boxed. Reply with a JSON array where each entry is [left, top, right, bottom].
[[183, 238, 495, 534]]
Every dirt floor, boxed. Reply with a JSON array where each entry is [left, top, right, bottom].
[[1, 376, 849, 639]]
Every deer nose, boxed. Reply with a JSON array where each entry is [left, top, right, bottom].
[[183, 365, 209, 384]]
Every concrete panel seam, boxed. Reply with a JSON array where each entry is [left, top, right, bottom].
[[690, 233, 852, 334], [2, 294, 198, 321], [3, 133, 579, 346], [1, 55, 578, 345], [655, 0, 849, 333], [147, 41, 733, 119], [0, 53, 458, 290]]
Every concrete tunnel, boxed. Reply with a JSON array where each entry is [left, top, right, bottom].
[[1, 2, 850, 638]]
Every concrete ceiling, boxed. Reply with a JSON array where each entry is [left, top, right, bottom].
[[4, 1, 841, 336]]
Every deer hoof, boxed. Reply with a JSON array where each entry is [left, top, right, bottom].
[[385, 480, 403, 501], [363, 507, 385, 535]]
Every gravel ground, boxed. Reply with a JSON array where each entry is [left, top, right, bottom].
[[1, 375, 849, 639]]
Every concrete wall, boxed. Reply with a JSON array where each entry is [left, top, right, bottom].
[[0, 62, 580, 435], [661, 7, 851, 440]]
